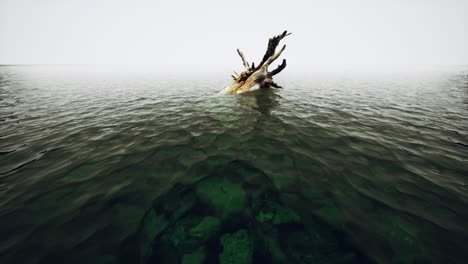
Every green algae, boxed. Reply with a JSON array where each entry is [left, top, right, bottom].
[[262, 230, 289, 264], [256, 211, 274, 223], [190, 216, 221, 241], [139, 209, 169, 263], [159, 215, 203, 252], [256, 200, 300, 225], [273, 205, 301, 225], [195, 177, 247, 218], [219, 229, 253, 264]]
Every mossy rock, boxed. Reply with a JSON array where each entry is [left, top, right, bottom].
[[190, 216, 221, 241], [283, 230, 320, 264], [139, 209, 169, 263], [256, 200, 301, 225], [257, 211, 275, 223], [219, 229, 253, 264], [273, 204, 301, 225], [156, 185, 197, 222], [262, 229, 289, 264], [223, 160, 270, 186], [195, 177, 247, 218], [160, 215, 203, 252]]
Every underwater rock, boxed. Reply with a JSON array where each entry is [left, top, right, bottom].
[[256, 201, 301, 225], [156, 185, 197, 222], [139, 209, 169, 263], [190, 216, 221, 241], [219, 229, 253, 264], [302, 187, 345, 229], [282, 229, 320, 263], [256, 210, 274, 223], [273, 205, 301, 225], [160, 215, 203, 252], [195, 177, 247, 218], [253, 194, 301, 225], [258, 228, 290, 264], [151, 242, 180, 264]]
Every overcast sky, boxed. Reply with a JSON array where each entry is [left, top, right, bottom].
[[1, 0, 467, 71]]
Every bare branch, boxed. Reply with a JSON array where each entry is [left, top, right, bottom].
[[268, 81, 283, 88], [269, 59, 287, 76], [265, 44, 286, 66], [236, 49, 251, 70], [254, 30, 291, 71], [264, 79, 283, 88]]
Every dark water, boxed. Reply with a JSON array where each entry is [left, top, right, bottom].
[[1, 66, 467, 264]]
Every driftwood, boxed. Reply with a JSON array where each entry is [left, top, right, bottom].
[[221, 31, 291, 94]]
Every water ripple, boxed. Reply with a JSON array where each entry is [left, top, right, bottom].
[[0, 66, 467, 263]]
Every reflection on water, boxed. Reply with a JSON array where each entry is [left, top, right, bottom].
[[0, 66, 467, 264], [236, 88, 282, 115]]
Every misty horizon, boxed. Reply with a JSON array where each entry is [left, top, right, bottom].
[[1, 0, 468, 72]]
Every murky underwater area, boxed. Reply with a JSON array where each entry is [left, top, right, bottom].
[[0, 66, 467, 264]]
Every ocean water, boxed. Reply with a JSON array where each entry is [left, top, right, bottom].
[[0, 66, 467, 264]]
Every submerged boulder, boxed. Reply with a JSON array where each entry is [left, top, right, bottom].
[[219, 229, 253, 264], [256, 200, 301, 225], [190, 216, 221, 241], [195, 177, 247, 218], [139, 209, 169, 263]]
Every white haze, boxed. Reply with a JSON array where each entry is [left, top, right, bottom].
[[1, 0, 467, 72]]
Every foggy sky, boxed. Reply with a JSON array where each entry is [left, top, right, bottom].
[[1, 0, 467, 71]]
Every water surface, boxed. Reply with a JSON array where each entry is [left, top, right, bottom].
[[0, 66, 467, 263]]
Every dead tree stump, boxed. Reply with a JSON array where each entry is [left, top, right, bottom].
[[221, 31, 291, 94]]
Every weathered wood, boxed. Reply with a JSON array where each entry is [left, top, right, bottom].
[[269, 59, 286, 77], [221, 31, 291, 94], [237, 49, 251, 71], [255, 30, 291, 72]]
